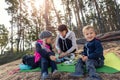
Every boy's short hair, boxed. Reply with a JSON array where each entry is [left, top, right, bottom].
[[82, 25, 95, 33], [58, 24, 68, 32]]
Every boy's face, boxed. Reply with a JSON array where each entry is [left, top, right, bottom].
[[59, 30, 66, 37], [46, 37, 53, 44], [83, 28, 96, 41]]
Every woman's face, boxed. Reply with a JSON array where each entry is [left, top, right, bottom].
[[59, 30, 66, 37]]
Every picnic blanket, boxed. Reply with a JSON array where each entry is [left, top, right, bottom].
[[20, 53, 120, 74]]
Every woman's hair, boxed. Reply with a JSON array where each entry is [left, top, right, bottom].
[[58, 24, 68, 32]]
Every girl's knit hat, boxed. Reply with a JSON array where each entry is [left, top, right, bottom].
[[39, 30, 52, 39]]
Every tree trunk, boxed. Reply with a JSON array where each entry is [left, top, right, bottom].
[[114, 0, 120, 30], [94, 0, 105, 33], [75, 0, 82, 30], [22, 29, 24, 51], [17, 0, 23, 52], [72, 0, 83, 38], [51, 0, 62, 24], [35, 20, 38, 39], [11, 14, 14, 53], [78, 0, 86, 26], [19, 40, 22, 52], [44, 0, 50, 30], [0, 45, 2, 55], [17, 12, 20, 52]]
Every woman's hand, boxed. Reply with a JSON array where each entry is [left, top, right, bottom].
[[57, 50, 61, 54], [59, 52, 68, 58]]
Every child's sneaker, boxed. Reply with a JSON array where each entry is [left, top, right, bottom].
[[52, 70, 58, 75], [41, 72, 49, 80], [85, 75, 103, 80], [52, 70, 61, 79]]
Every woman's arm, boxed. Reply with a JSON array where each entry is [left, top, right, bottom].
[[66, 32, 77, 54], [55, 35, 61, 53]]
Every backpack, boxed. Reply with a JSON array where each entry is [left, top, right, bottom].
[[22, 54, 39, 69]]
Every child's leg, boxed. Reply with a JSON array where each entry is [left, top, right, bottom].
[[75, 58, 84, 74], [69, 58, 84, 77], [86, 59, 99, 77], [49, 60, 57, 73], [41, 57, 49, 74], [85, 59, 103, 80], [96, 59, 104, 68]]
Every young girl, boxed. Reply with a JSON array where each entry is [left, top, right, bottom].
[[35, 30, 57, 79]]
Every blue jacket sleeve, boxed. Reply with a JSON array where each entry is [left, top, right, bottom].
[[36, 43, 53, 59], [88, 40, 103, 59], [82, 46, 87, 56]]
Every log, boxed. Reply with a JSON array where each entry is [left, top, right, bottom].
[[97, 31, 120, 40], [100, 36, 120, 42]]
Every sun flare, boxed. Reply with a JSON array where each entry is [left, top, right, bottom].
[[34, 0, 44, 10]]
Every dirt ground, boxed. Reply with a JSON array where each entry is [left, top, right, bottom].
[[0, 41, 120, 80]]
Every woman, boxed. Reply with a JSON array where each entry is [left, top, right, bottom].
[[56, 24, 77, 61]]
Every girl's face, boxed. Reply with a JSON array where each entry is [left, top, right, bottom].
[[59, 30, 67, 37], [45, 37, 53, 44]]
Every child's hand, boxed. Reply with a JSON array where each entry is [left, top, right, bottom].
[[82, 56, 88, 62], [50, 56, 56, 61]]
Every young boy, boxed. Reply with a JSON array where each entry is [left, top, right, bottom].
[[55, 24, 77, 61], [69, 25, 104, 80], [36, 30, 57, 80]]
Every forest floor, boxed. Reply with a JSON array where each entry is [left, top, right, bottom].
[[0, 41, 120, 80]]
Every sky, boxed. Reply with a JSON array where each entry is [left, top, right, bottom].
[[0, 0, 11, 29]]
